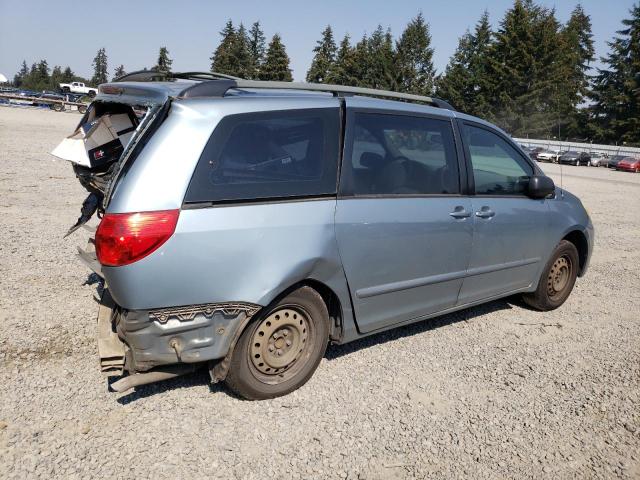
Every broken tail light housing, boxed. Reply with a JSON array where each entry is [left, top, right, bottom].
[[96, 210, 180, 267]]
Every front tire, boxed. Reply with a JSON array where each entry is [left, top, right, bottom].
[[523, 240, 579, 311], [225, 287, 330, 400]]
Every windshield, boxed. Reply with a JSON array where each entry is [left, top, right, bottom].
[[564, 151, 579, 156]]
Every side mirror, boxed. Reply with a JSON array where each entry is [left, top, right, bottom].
[[527, 175, 555, 199]]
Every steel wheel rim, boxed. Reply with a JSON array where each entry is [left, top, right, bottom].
[[249, 307, 312, 383], [547, 255, 572, 298]]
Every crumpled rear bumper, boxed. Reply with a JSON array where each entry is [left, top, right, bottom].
[[97, 291, 261, 374]]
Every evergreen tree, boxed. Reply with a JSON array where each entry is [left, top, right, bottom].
[[13, 60, 28, 87], [155, 47, 173, 74], [326, 34, 352, 84], [590, 3, 640, 144], [559, 5, 594, 138], [62, 66, 75, 83], [365, 26, 395, 90], [436, 31, 475, 112], [113, 65, 126, 80], [211, 20, 238, 75], [485, 1, 565, 137], [49, 65, 63, 91], [306, 25, 337, 83], [260, 34, 293, 81], [233, 23, 253, 78], [91, 48, 108, 86], [395, 13, 436, 95], [248, 21, 266, 79]]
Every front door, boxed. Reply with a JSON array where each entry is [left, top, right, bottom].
[[457, 122, 550, 305], [335, 108, 473, 333]]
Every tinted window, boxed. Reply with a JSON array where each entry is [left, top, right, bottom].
[[463, 124, 533, 195], [185, 108, 339, 203], [346, 113, 459, 195]]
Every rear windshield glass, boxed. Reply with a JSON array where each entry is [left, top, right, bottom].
[[185, 108, 340, 203]]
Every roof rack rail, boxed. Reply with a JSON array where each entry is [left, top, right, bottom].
[[180, 79, 455, 110], [114, 70, 240, 83]]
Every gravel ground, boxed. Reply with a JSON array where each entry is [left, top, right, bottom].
[[0, 106, 638, 479]]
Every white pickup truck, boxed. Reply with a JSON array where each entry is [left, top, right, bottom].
[[59, 81, 98, 97]]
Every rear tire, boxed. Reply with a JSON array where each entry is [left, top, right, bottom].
[[523, 240, 579, 311], [224, 287, 329, 400]]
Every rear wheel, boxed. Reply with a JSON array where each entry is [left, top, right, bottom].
[[224, 287, 329, 400], [523, 240, 579, 311]]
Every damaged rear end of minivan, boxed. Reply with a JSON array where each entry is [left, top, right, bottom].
[[53, 81, 177, 387]]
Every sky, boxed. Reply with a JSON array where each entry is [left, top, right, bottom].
[[0, 0, 636, 82]]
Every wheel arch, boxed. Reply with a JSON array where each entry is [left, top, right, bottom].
[[210, 278, 345, 383], [260, 279, 345, 343], [562, 229, 589, 276]]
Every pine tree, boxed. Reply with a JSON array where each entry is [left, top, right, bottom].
[[332, 34, 371, 87], [49, 65, 63, 91], [62, 66, 75, 83], [211, 20, 238, 75], [155, 47, 173, 74], [326, 34, 353, 85], [485, 1, 565, 137], [13, 60, 28, 87], [91, 48, 108, 86], [248, 21, 266, 79], [591, 3, 640, 144], [306, 25, 337, 83], [233, 23, 253, 78], [260, 34, 293, 81], [395, 13, 436, 95], [436, 31, 475, 112], [113, 65, 126, 80], [559, 6, 594, 139], [365, 26, 395, 90]]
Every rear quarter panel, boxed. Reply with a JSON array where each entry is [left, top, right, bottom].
[[103, 200, 354, 326]]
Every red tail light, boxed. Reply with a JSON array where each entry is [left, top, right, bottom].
[[95, 210, 180, 267]]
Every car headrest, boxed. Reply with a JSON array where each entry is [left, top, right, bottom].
[[360, 152, 384, 169]]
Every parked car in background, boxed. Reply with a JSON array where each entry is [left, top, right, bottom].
[[54, 72, 594, 399], [537, 149, 564, 163], [559, 151, 592, 166], [616, 157, 640, 172], [520, 146, 545, 161], [590, 153, 608, 167], [608, 155, 630, 169], [529, 146, 545, 161]]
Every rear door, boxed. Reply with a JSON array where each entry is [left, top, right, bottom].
[[335, 104, 473, 333], [457, 121, 550, 304]]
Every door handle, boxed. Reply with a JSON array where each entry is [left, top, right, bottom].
[[449, 206, 471, 219], [475, 207, 495, 219]]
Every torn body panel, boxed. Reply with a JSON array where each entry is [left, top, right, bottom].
[[97, 290, 261, 375]]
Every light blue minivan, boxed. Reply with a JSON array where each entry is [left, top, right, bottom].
[[70, 72, 593, 399]]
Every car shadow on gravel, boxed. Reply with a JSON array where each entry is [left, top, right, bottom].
[[114, 368, 220, 405], [325, 298, 516, 361]]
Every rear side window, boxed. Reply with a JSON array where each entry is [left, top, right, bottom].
[[462, 124, 533, 195], [185, 108, 340, 203], [345, 113, 460, 195]]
